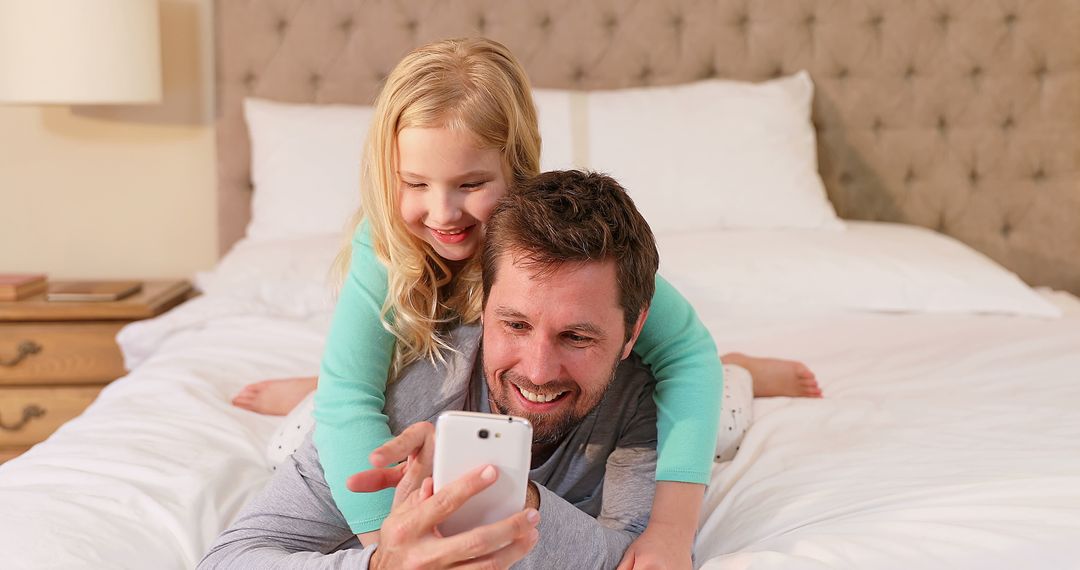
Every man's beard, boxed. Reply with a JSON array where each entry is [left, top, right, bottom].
[[488, 356, 621, 446]]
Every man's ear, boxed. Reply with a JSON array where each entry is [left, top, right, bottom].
[[620, 306, 650, 360]]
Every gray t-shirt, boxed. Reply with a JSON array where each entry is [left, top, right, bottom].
[[199, 324, 658, 569]]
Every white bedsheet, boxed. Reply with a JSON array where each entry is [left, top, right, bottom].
[[1, 242, 1078, 568], [694, 305, 1080, 569], [0, 294, 331, 568]]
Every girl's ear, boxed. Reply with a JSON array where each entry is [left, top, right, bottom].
[[620, 306, 650, 360]]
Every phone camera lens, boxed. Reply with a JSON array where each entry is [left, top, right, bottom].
[[478, 429, 489, 439]]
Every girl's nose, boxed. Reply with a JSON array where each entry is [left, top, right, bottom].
[[426, 188, 462, 226]]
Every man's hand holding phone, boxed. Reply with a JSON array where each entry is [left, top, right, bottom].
[[347, 421, 540, 570]]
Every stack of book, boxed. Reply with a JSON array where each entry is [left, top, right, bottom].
[[46, 281, 142, 302], [0, 274, 47, 301]]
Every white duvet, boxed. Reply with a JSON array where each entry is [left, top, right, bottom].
[[694, 305, 1080, 569], [1, 225, 1078, 569]]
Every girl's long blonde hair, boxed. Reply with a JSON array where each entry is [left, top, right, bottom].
[[336, 38, 541, 379]]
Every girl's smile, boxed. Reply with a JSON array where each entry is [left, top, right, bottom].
[[428, 224, 474, 244]]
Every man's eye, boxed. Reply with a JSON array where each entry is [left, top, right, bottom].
[[564, 333, 592, 345], [505, 321, 528, 331]]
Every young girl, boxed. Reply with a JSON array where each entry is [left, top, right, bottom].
[[234, 38, 821, 567]]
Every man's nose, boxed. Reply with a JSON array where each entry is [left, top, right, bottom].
[[521, 336, 560, 386], [426, 188, 462, 226]]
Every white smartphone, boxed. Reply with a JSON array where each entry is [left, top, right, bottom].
[[432, 411, 532, 536]]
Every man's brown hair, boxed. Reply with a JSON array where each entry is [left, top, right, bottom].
[[481, 170, 659, 335]]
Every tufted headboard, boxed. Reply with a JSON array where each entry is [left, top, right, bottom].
[[215, 0, 1080, 294]]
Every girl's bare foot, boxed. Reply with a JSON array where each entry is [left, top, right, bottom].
[[232, 376, 318, 416], [722, 353, 823, 398]]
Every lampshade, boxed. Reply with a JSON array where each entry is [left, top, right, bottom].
[[0, 0, 162, 104]]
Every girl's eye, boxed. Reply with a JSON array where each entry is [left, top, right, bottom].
[[461, 181, 485, 190], [404, 182, 426, 189], [505, 321, 528, 332]]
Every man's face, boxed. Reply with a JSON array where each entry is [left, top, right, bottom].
[[482, 252, 645, 444]]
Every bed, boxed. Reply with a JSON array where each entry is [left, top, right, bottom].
[[3, 1, 1080, 568]]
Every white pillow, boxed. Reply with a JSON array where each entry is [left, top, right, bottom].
[[585, 71, 843, 232], [195, 234, 341, 314], [656, 222, 1062, 318], [243, 94, 580, 242], [532, 88, 578, 171], [244, 98, 372, 242]]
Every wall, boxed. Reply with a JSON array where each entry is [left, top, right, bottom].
[[0, 0, 217, 280]]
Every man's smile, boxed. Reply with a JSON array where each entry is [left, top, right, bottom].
[[515, 384, 569, 405]]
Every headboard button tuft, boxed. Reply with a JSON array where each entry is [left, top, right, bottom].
[[1034, 63, 1049, 83], [937, 116, 949, 135], [702, 60, 718, 79], [603, 14, 618, 32], [936, 12, 951, 30], [736, 13, 750, 31], [572, 66, 587, 84]]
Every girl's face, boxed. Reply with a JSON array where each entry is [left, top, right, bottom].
[[397, 126, 508, 262]]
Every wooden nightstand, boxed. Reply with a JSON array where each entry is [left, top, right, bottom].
[[0, 280, 192, 463]]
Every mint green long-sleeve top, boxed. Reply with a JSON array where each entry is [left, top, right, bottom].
[[315, 223, 724, 533]]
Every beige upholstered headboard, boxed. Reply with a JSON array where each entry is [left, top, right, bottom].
[[215, 0, 1080, 294]]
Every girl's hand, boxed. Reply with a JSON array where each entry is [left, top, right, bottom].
[[618, 481, 703, 570], [616, 521, 693, 570]]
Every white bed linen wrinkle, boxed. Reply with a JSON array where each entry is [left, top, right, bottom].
[[1, 228, 1078, 569], [0, 294, 330, 569], [695, 311, 1080, 569]]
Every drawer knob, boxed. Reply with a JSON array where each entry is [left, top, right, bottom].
[[0, 404, 46, 432], [0, 340, 43, 368]]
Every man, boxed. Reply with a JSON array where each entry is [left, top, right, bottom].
[[200, 170, 679, 569]]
